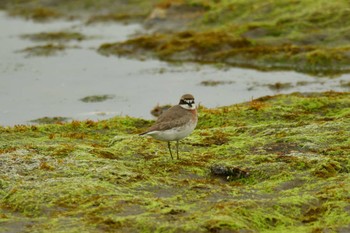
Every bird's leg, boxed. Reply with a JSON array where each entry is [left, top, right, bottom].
[[167, 141, 174, 160], [176, 140, 179, 159]]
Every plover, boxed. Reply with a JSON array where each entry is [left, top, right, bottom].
[[140, 94, 198, 159]]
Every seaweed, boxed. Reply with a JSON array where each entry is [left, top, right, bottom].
[[1, 92, 349, 232]]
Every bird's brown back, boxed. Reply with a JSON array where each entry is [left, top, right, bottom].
[[145, 105, 196, 133]]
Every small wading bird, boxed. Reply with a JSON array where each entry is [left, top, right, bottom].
[[139, 94, 198, 159]]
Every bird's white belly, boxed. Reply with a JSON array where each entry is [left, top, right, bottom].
[[147, 123, 196, 141]]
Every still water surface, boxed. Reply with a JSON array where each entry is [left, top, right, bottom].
[[1, 11, 349, 126]]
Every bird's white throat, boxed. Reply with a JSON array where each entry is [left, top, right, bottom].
[[180, 103, 196, 110]]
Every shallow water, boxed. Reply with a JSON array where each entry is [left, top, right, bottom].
[[1, 11, 349, 126]]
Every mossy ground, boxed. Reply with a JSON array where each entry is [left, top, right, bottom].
[[1, 92, 349, 232]]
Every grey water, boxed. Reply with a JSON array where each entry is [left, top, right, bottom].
[[1, 11, 349, 126]]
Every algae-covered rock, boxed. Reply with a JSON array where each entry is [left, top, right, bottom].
[[97, 0, 350, 76], [0, 92, 349, 232]]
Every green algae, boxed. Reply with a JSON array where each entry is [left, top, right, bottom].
[[97, 30, 350, 76], [30, 117, 71, 124], [21, 32, 87, 42], [200, 80, 235, 87], [18, 31, 89, 57], [340, 80, 350, 88], [7, 6, 62, 21], [18, 44, 69, 57], [267, 82, 293, 91], [96, 0, 350, 75], [80, 95, 115, 103], [1, 0, 159, 22], [1, 91, 350, 232]]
